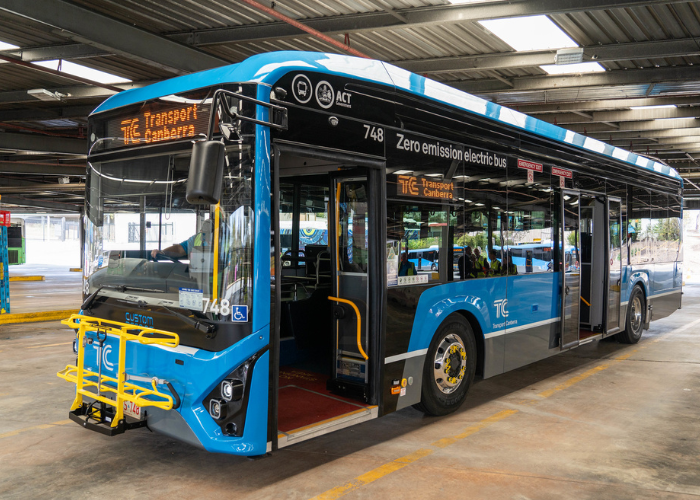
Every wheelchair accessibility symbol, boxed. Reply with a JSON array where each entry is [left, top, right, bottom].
[[232, 305, 248, 323]]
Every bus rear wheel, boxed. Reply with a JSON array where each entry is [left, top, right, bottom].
[[414, 315, 476, 416], [617, 286, 645, 344]]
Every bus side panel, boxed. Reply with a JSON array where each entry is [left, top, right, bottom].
[[650, 262, 682, 320], [181, 338, 270, 455], [503, 273, 560, 372], [252, 86, 272, 334], [382, 278, 506, 414]]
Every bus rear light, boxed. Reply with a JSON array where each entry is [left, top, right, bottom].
[[220, 379, 244, 402]]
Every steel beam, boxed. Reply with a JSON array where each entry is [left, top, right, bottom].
[[453, 66, 700, 93], [0, 81, 154, 105], [0, 162, 85, 175], [0, 0, 228, 74], [0, 132, 85, 154], [166, 0, 689, 46], [0, 105, 95, 122], [538, 107, 700, 125], [0, 44, 108, 62], [586, 128, 700, 140], [566, 118, 700, 133], [0, 195, 81, 211], [397, 39, 700, 74], [0, 183, 85, 194], [518, 96, 700, 114]]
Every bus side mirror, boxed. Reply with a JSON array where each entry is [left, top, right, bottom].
[[187, 140, 225, 205]]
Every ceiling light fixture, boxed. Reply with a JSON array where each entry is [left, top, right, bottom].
[[27, 88, 68, 101]]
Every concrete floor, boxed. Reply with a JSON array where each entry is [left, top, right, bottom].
[[8, 264, 82, 314], [1, 284, 699, 499]]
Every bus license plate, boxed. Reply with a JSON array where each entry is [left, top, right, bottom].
[[123, 401, 144, 420]]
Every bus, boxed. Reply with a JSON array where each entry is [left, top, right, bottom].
[[58, 51, 683, 457], [7, 219, 25, 265]]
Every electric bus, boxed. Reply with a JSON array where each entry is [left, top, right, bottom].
[[59, 51, 683, 457]]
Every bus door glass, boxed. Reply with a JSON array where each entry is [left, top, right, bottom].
[[331, 177, 370, 385], [606, 198, 622, 334], [561, 191, 581, 348]]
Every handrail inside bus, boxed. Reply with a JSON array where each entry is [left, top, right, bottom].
[[328, 296, 368, 361]]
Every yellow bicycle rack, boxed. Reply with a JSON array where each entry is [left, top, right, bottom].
[[57, 314, 181, 436]]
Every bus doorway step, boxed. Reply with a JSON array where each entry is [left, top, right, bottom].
[[69, 402, 147, 436]]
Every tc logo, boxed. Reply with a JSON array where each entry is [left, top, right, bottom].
[[494, 299, 509, 319], [397, 175, 419, 196], [102, 344, 115, 370]]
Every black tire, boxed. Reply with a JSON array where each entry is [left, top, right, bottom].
[[414, 314, 477, 416], [617, 285, 645, 344]]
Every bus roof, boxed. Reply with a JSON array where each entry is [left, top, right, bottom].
[[93, 51, 681, 182]]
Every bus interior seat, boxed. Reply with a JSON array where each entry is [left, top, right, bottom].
[[304, 245, 332, 287]]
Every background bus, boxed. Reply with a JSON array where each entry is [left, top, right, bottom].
[[7, 219, 25, 265]]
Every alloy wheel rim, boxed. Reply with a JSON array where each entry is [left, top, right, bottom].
[[433, 333, 467, 394], [631, 295, 643, 333]]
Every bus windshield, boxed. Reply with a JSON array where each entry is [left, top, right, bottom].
[[84, 142, 254, 320]]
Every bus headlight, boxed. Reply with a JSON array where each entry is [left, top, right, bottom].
[[209, 399, 225, 420], [220, 379, 244, 402]]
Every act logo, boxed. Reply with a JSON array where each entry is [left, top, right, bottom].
[[292, 74, 312, 104], [494, 299, 509, 319], [315, 80, 335, 109]]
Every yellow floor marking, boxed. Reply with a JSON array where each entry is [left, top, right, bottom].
[[26, 342, 73, 349], [614, 349, 638, 361], [69, 268, 82, 272], [311, 448, 432, 500], [0, 419, 73, 440], [9, 275, 45, 281], [310, 337, 666, 499], [432, 409, 518, 448], [537, 365, 609, 399], [0, 309, 76, 325]]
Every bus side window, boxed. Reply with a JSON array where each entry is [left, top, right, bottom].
[[386, 201, 445, 285]]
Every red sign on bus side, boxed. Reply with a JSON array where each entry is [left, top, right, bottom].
[[517, 159, 543, 172]]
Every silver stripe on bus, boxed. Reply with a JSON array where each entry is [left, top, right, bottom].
[[484, 316, 561, 339], [650, 290, 681, 299], [384, 348, 428, 365]]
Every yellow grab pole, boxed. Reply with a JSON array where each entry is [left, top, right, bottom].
[[71, 324, 86, 411], [212, 203, 221, 302], [328, 296, 368, 360]]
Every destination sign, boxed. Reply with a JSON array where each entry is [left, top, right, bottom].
[[389, 174, 455, 201], [105, 100, 211, 147]]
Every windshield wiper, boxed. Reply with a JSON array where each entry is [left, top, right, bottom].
[[162, 306, 217, 335], [81, 284, 165, 312]]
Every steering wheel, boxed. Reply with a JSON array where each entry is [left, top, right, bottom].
[[150, 251, 180, 263]]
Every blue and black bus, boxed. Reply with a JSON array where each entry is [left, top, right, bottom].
[[59, 51, 683, 456]]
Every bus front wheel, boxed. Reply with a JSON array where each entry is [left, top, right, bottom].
[[414, 315, 476, 416], [618, 286, 645, 344]]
